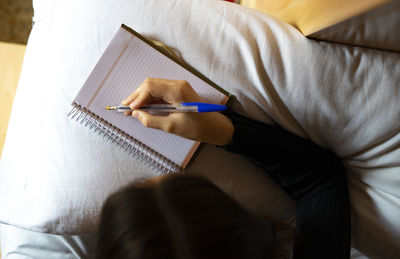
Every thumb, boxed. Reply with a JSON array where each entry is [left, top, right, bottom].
[[132, 110, 173, 132]]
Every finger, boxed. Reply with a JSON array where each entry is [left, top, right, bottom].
[[121, 89, 140, 105], [132, 110, 174, 133], [126, 79, 170, 109], [139, 78, 203, 104], [130, 88, 155, 109], [124, 78, 203, 109], [146, 98, 167, 104]]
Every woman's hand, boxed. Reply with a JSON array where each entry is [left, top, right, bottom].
[[121, 78, 234, 146]]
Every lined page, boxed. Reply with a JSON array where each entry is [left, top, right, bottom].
[[74, 26, 227, 167]]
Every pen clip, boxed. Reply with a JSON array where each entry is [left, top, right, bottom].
[[181, 102, 226, 113]]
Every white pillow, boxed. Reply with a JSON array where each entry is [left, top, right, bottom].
[[0, 0, 399, 257], [308, 0, 400, 52]]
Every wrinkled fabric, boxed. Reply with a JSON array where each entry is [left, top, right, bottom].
[[0, 0, 399, 258]]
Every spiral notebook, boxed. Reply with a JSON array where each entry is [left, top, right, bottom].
[[68, 24, 229, 174]]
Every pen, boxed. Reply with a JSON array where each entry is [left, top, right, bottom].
[[105, 102, 227, 113]]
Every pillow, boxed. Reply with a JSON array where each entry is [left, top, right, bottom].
[[0, 0, 399, 258], [241, 0, 400, 51], [307, 0, 400, 52], [242, 0, 393, 34]]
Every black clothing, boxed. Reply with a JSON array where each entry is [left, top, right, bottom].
[[221, 109, 350, 259]]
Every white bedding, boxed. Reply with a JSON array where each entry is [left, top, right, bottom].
[[0, 223, 96, 258], [0, 0, 399, 258]]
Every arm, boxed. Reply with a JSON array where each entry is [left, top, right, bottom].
[[123, 79, 350, 259], [221, 108, 350, 259]]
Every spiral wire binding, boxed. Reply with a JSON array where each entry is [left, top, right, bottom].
[[68, 102, 182, 175]]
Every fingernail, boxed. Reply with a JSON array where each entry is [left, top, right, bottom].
[[132, 111, 139, 118]]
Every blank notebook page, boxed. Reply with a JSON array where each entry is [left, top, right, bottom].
[[73, 26, 228, 168]]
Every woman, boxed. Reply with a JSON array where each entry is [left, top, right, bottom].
[[96, 78, 350, 259]]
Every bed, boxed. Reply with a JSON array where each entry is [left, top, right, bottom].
[[1, 0, 399, 258]]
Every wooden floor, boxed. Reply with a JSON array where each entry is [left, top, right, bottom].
[[0, 41, 26, 258], [0, 41, 26, 159]]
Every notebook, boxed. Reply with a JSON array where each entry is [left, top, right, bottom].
[[68, 24, 229, 174]]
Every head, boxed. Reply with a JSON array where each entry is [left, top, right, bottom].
[[96, 174, 275, 259]]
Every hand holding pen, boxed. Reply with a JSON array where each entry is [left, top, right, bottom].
[[115, 78, 234, 146]]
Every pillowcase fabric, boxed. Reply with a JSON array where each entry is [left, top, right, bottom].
[[0, 0, 399, 258]]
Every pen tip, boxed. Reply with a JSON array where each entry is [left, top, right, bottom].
[[105, 106, 114, 110]]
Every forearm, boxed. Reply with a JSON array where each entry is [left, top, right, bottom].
[[220, 109, 350, 259], [220, 108, 344, 201]]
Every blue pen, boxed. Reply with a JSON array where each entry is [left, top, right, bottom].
[[105, 102, 226, 113]]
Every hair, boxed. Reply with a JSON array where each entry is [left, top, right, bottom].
[[96, 174, 276, 259]]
